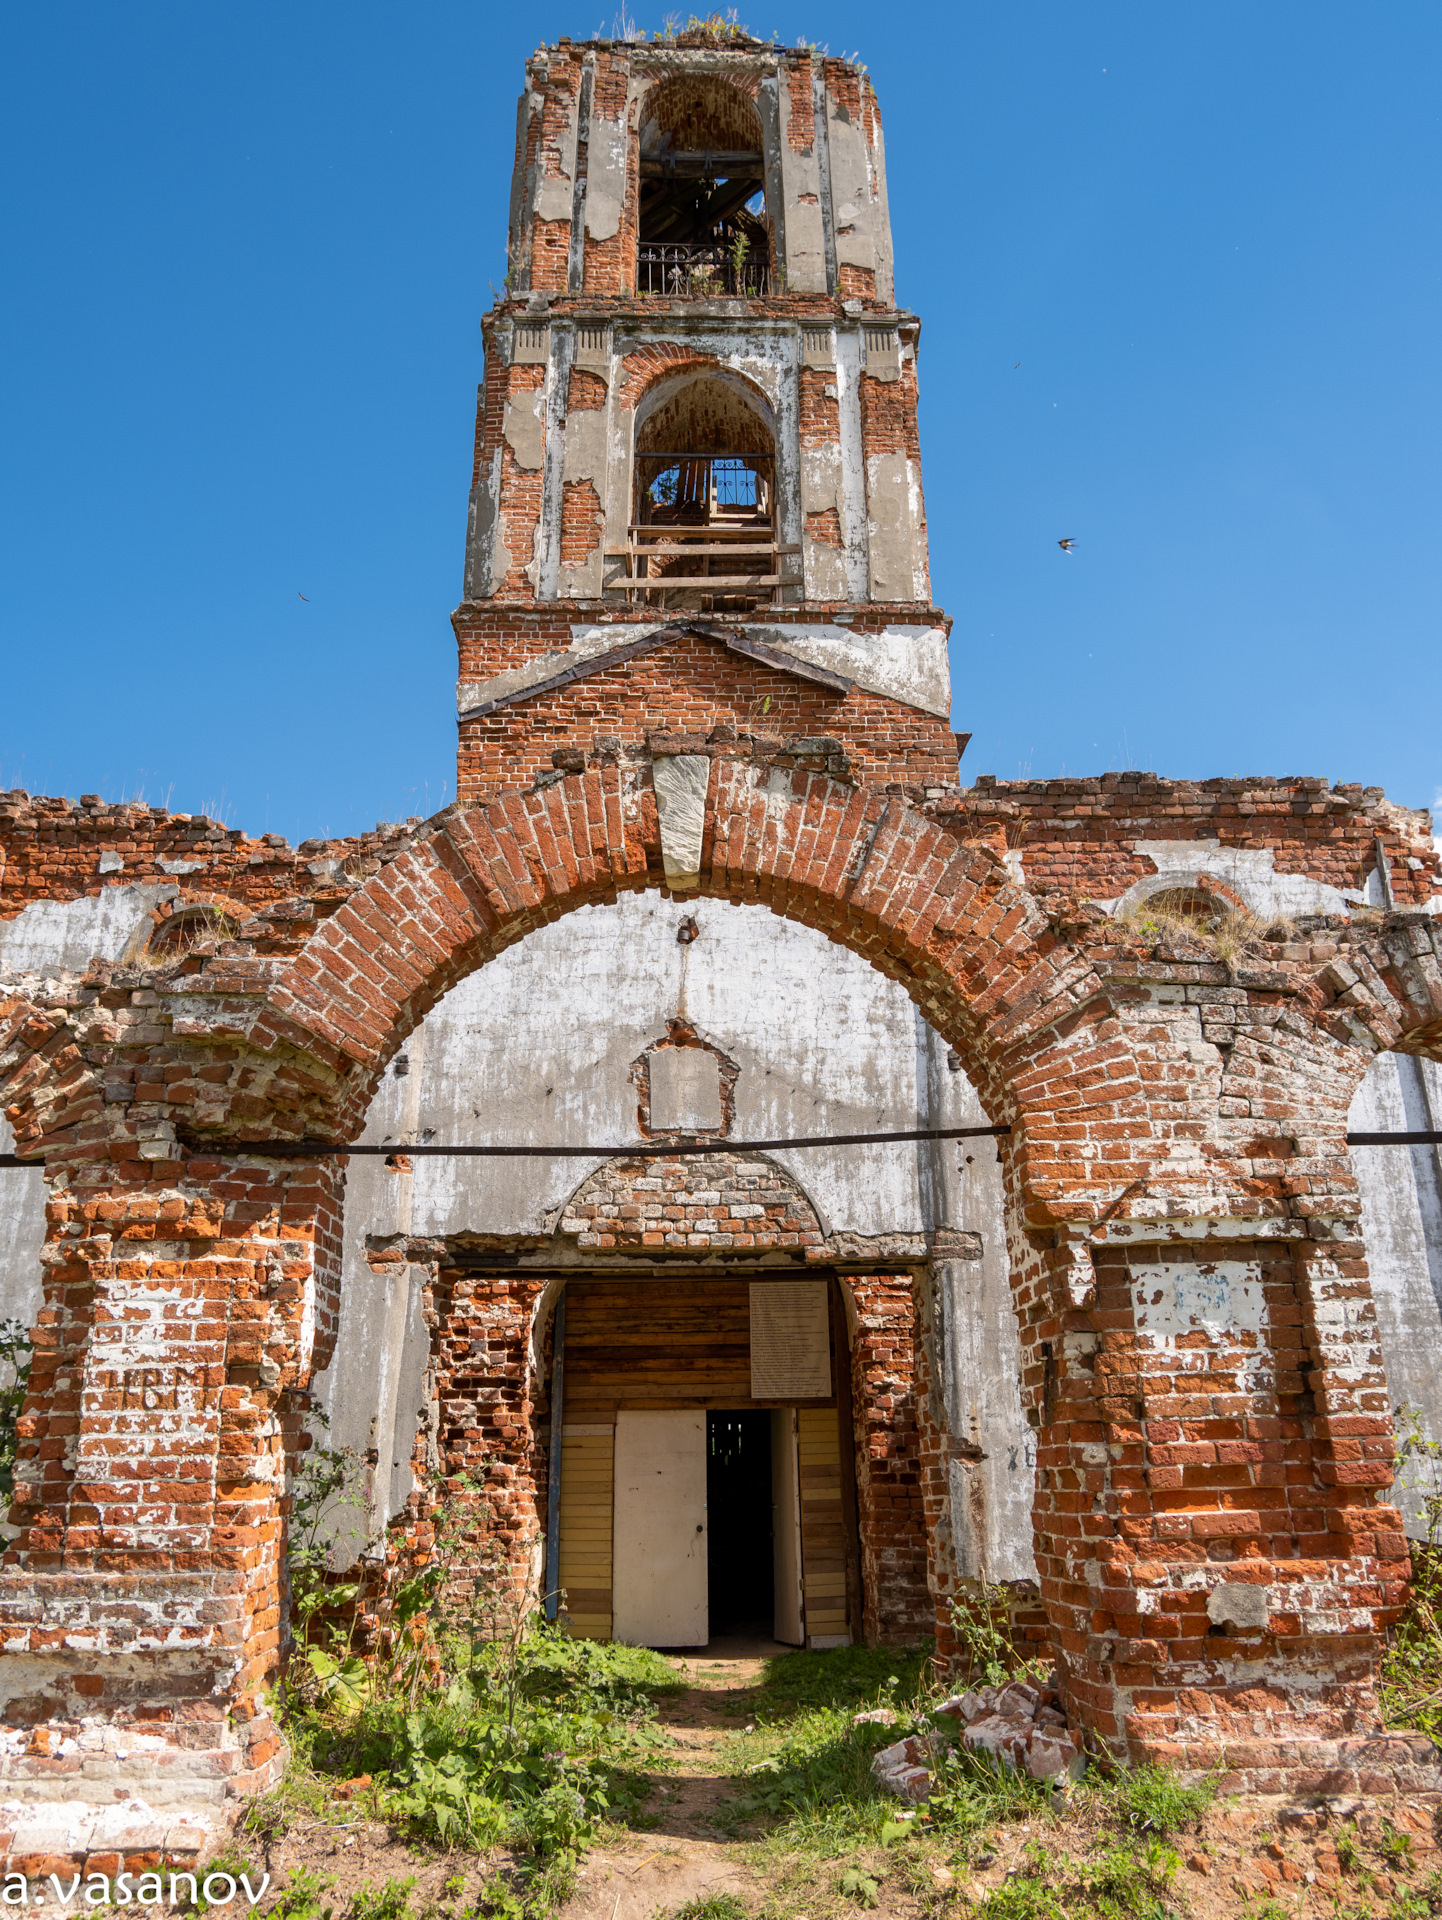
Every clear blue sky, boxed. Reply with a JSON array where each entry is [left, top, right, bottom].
[[2, 3, 1438, 843]]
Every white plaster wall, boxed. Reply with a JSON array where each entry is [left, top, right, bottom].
[[1096, 843, 1364, 918], [0, 1118, 44, 1334], [777, 76, 827, 293], [0, 885, 170, 974], [313, 894, 1041, 1578], [826, 107, 878, 283], [1350, 1052, 1442, 1537], [394, 893, 937, 1239], [0, 886, 171, 1332], [922, 1057, 1037, 1584]]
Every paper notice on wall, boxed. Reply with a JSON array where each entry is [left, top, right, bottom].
[[750, 1282, 832, 1400]]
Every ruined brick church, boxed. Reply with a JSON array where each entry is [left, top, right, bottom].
[[4, 23, 1442, 1863]]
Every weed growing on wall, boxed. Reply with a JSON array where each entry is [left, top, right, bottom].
[[0, 1319, 33, 1501], [284, 1435, 370, 1712], [1383, 1406, 1442, 1740], [948, 1581, 1048, 1689]]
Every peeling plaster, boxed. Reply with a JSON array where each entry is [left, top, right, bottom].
[[584, 110, 627, 243], [866, 450, 921, 602], [748, 623, 950, 716], [503, 389, 546, 471], [455, 620, 947, 718], [1130, 1258, 1265, 1342], [1096, 842, 1365, 918]]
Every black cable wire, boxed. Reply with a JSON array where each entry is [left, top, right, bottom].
[[0, 1124, 1010, 1167], [5, 1126, 1441, 1168], [1345, 1132, 1442, 1147]]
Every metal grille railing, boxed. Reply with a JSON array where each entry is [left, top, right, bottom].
[[636, 243, 770, 298], [644, 457, 766, 514]]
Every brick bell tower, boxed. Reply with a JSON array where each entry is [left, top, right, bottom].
[[456, 26, 963, 806]]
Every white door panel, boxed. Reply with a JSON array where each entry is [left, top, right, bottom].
[[612, 1410, 708, 1646]]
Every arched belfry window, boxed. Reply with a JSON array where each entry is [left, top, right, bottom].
[[616, 371, 797, 611], [637, 77, 769, 297]]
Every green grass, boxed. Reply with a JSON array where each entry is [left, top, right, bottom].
[[259, 1618, 1274, 1920], [758, 1645, 930, 1713], [668, 1898, 751, 1920], [713, 1661, 1053, 1866], [1101, 1762, 1217, 1837]]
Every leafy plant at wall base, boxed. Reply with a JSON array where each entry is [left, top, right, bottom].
[[0, 1319, 34, 1501], [349, 1877, 416, 1920], [1384, 1405, 1442, 1738], [1107, 1762, 1217, 1836], [284, 1429, 369, 1711], [838, 1867, 880, 1908], [266, 1870, 335, 1920], [948, 1578, 1047, 1688]]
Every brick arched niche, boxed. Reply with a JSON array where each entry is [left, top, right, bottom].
[[8, 760, 1442, 1796]]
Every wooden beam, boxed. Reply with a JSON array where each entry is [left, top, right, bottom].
[[622, 573, 784, 589]]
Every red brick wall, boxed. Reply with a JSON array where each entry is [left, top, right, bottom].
[[946, 774, 1441, 910], [559, 479, 604, 570], [529, 55, 584, 295], [859, 361, 922, 462], [473, 346, 508, 492], [455, 627, 961, 803], [496, 362, 546, 600], [428, 1268, 546, 1611], [849, 1274, 929, 1643], [557, 1153, 825, 1254], [806, 507, 843, 550], [786, 53, 815, 152], [581, 54, 636, 297], [0, 790, 429, 934], [566, 366, 607, 411], [799, 364, 840, 446]]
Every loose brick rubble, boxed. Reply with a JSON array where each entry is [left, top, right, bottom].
[[870, 1673, 1086, 1800]]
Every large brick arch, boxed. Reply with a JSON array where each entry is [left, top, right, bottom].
[[255, 760, 1096, 1193], [0, 995, 102, 1158], [1306, 918, 1442, 1063]]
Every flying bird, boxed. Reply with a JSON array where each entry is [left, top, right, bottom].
[[1014, 362, 1021, 369], [298, 592, 309, 601], [1057, 539, 1076, 554]]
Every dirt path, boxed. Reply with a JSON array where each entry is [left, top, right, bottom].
[[559, 1636, 782, 1920]]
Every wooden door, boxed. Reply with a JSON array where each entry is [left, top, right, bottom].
[[771, 1407, 803, 1645], [612, 1410, 708, 1646], [799, 1406, 849, 1644]]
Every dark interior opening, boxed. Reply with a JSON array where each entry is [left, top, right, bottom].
[[707, 1409, 773, 1635], [637, 76, 769, 295]]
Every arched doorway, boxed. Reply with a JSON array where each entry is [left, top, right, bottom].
[[10, 761, 1442, 1789]]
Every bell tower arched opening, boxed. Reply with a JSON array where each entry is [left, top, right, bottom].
[[637, 75, 769, 296], [628, 370, 786, 610]]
